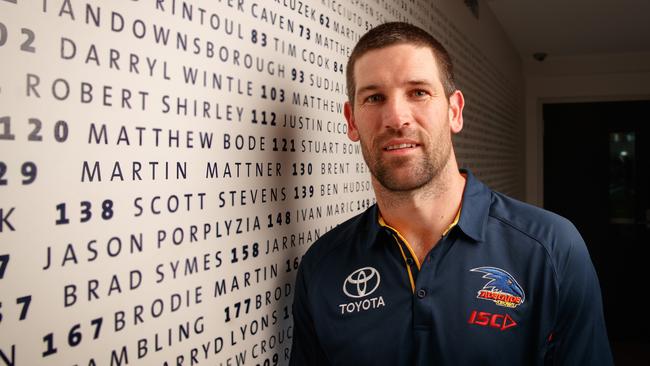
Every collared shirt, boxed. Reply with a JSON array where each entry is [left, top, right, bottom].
[[378, 195, 461, 293], [289, 170, 613, 366]]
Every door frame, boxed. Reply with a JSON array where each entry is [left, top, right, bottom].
[[529, 94, 650, 207]]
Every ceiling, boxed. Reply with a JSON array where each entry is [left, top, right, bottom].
[[485, 0, 650, 59]]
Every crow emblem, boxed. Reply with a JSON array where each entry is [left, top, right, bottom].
[[471, 267, 525, 308]]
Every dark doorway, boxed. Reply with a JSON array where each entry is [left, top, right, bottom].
[[544, 100, 650, 365]]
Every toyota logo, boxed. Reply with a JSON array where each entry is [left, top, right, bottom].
[[343, 267, 381, 298]]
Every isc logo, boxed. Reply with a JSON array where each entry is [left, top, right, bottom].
[[468, 310, 517, 331]]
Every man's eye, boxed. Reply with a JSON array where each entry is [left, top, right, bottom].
[[413, 90, 428, 97], [365, 95, 383, 103]]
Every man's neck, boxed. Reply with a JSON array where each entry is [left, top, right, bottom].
[[375, 163, 466, 262]]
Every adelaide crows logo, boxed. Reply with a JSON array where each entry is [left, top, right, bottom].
[[471, 267, 525, 308]]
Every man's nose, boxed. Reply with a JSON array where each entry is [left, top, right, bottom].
[[382, 96, 410, 130]]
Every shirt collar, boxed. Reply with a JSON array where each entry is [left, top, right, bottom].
[[366, 169, 490, 246], [456, 169, 490, 242]]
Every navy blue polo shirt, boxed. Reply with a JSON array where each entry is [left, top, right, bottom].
[[289, 170, 613, 365]]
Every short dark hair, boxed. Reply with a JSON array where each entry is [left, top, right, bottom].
[[346, 22, 456, 105]]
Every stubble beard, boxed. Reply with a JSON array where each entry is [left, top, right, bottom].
[[360, 129, 452, 193]]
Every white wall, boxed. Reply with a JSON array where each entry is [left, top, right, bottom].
[[433, 0, 525, 197]]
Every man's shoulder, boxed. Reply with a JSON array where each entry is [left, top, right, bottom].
[[488, 191, 583, 251]]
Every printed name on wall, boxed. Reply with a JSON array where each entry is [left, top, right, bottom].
[[0, 0, 522, 364]]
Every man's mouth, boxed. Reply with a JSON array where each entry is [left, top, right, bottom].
[[384, 143, 418, 151]]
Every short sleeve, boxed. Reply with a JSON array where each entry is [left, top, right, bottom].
[[549, 224, 613, 365]]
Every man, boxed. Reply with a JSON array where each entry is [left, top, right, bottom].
[[289, 22, 613, 365]]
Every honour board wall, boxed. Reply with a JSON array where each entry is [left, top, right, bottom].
[[0, 0, 523, 365]]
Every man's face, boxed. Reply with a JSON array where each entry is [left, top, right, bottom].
[[344, 44, 464, 192]]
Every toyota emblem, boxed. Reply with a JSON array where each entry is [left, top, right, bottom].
[[343, 267, 381, 298]]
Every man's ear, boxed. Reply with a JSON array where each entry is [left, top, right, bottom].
[[448, 90, 465, 134], [344, 101, 360, 141]]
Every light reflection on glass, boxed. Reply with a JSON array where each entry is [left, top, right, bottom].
[[609, 132, 636, 224]]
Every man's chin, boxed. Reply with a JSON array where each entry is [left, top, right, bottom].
[[376, 175, 431, 192]]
